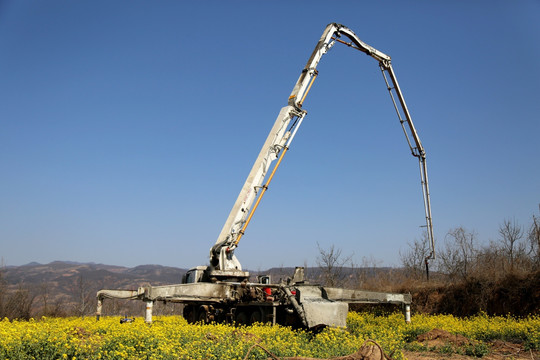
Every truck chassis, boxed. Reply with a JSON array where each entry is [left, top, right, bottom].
[[97, 268, 411, 327]]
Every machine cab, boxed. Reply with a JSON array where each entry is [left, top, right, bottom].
[[182, 266, 208, 284]]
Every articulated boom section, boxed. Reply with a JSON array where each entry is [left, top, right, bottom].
[[210, 106, 306, 275], [211, 23, 434, 275]]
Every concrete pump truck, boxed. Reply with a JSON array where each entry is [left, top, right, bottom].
[[96, 23, 435, 329]]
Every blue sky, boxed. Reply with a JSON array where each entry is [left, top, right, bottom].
[[1, 1, 539, 270]]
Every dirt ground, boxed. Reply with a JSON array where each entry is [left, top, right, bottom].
[[402, 329, 538, 360], [402, 349, 538, 360]]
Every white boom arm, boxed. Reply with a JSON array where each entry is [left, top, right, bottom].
[[210, 23, 435, 273]]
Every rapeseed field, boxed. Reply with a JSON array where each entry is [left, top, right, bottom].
[[0, 312, 538, 359]]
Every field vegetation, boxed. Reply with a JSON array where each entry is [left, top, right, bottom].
[[1, 312, 539, 360]]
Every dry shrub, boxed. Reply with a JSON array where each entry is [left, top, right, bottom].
[[406, 270, 540, 316]]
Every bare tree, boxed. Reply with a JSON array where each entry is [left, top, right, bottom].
[[38, 281, 51, 316], [473, 240, 501, 280], [528, 213, 540, 270], [400, 232, 432, 280], [498, 218, 524, 273], [71, 274, 94, 317], [4, 284, 35, 320], [350, 255, 398, 291], [0, 265, 5, 318], [316, 243, 353, 287], [438, 227, 477, 281]]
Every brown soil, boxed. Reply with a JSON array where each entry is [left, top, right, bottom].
[[416, 329, 471, 347], [403, 328, 539, 360], [403, 349, 538, 360], [281, 341, 387, 360]]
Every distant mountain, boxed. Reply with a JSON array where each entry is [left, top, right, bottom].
[[0, 261, 189, 318], [22, 261, 42, 267], [0, 261, 403, 318], [2, 261, 188, 291], [1, 261, 396, 290], [5, 262, 226, 287]]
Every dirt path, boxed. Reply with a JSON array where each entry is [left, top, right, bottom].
[[403, 349, 538, 360], [403, 329, 538, 360]]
